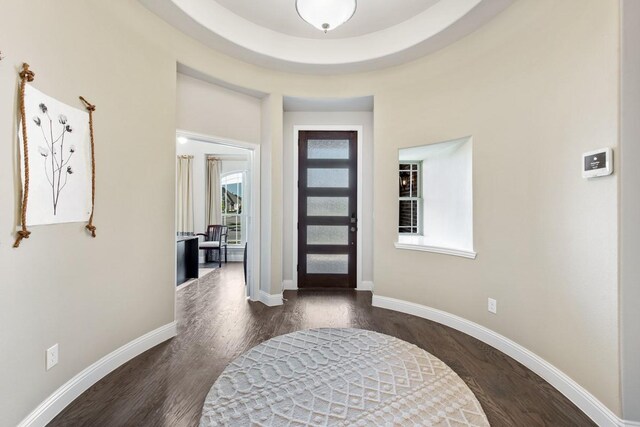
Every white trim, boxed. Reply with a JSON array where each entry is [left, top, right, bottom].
[[283, 279, 371, 292], [358, 281, 374, 291], [371, 295, 627, 427], [394, 241, 477, 259], [292, 125, 364, 289], [622, 420, 640, 427], [176, 129, 260, 303], [259, 290, 284, 306], [226, 253, 245, 262], [17, 322, 177, 427], [282, 280, 296, 290]]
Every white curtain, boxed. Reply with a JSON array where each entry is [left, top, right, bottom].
[[176, 156, 194, 234], [205, 157, 222, 226]]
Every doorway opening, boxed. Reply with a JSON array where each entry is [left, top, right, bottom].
[[175, 130, 260, 301]]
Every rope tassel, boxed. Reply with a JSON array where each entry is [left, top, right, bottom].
[[14, 63, 35, 248], [79, 96, 97, 238]]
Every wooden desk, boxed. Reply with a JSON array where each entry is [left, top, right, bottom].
[[176, 235, 199, 286]]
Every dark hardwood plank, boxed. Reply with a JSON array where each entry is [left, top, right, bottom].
[[49, 264, 595, 426]]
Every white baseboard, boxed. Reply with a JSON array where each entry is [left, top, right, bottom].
[[371, 295, 628, 427], [282, 280, 296, 290], [282, 280, 373, 291], [259, 290, 283, 307], [358, 281, 374, 291], [200, 256, 244, 263], [18, 322, 177, 427]]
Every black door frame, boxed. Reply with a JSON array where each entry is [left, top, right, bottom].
[[297, 130, 358, 289]]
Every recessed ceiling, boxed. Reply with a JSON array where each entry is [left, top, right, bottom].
[[140, 0, 514, 74], [214, 0, 441, 39]]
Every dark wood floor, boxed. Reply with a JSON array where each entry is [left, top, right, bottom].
[[50, 263, 595, 426]]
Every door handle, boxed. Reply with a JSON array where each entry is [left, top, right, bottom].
[[350, 227, 357, 232], [350, 213, 357, 224]]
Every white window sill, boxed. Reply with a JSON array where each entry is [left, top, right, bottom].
[[394, 236, 477, 259]]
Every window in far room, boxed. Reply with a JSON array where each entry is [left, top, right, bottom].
[[221, 172, 244, 245], [398, 162, 422, 234]]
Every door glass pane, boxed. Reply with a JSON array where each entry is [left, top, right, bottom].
[[307, 226, 348, 245], [307, 197, 349, 216], [308, 168, 349, 188], [308, 139, 349, 159], [307, 254, 348, 274]]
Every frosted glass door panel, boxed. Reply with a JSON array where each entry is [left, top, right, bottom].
[[307, 197, 349, 217], [307, 254, 349, 274], [308, 168, 349, 188], [307, 226, 348, 245], [308, 139, 349, 159]]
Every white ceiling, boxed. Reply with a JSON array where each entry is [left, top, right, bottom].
[[214, 0, 441, 39], [140, 0, 514, 74]]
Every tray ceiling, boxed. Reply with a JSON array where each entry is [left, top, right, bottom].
[[140, 0, 514, 74]]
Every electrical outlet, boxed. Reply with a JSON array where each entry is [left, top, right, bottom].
[[46, 344, 59, 370], [488, 298, 497, 314]]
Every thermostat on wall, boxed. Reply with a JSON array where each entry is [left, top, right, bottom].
[[582, 148, 613, 178]]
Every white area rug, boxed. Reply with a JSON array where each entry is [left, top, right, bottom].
[[200, 328, 490, 426]]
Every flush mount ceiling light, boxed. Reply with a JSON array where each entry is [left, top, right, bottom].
[[296, 0, 357, 33]]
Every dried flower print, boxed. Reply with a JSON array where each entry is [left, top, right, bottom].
[[33, 102, 75, 215]]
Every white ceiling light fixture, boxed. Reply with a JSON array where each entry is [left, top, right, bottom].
[[296, 0, 357, 33]]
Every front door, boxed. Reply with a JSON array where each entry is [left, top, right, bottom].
[[298, 131, 357, 289]]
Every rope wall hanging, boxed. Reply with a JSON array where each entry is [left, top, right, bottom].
[[79, 96, 97, 238], [14, 63, 35, 248], [14, 63, 98, 247]]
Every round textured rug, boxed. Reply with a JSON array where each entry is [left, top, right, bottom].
[[199, 328, 490, 427]]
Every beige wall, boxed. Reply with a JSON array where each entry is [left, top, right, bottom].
[[0, 2, 177, 425], [176, 73, 262, 144], [0, 0, 626, 424]]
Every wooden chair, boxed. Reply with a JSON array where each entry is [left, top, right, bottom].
[[196, 225, 228, 267]]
